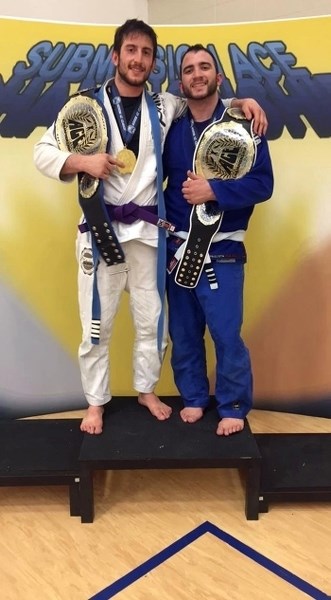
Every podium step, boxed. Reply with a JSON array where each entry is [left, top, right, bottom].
[[78, 397, 262, 523], [0, 418, 83, 516], [255, 433, 331, 511]]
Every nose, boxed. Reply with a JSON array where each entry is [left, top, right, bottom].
[[192, 74, 205, 83], [133, 49, 144, 64], [192, 67, 205, 79]]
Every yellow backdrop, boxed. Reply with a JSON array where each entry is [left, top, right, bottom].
[[0, 16, 330, 416]]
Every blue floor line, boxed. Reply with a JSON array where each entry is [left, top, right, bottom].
[[205, 521, 328, 600], [89, 522, 209, 600], [89, 521, 329, 600]]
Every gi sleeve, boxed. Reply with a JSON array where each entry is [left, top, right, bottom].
[[208, 136, 274, 211], [33, 124, 75, 183]]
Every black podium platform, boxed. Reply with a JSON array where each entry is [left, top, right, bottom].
[[0, 419, 83, 516], [78, 397, 262, 523], [256, 433, 331, 512], [2, 410, 330, 521]]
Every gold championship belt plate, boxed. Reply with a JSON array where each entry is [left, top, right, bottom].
[[55, 95, 108, 198], [193, 107, 255, 181], [174, 108, 257, 289], [192, 107, 256, 227]]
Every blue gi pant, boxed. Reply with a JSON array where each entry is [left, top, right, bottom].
[[167, 261, 253, 419]]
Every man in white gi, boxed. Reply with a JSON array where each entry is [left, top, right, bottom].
[[34, 19, 268, 434]]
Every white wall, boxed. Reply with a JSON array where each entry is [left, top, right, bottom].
[[0, 0, 148, 24], [1, 0, 330, 24], [148, 0, 331, 24]]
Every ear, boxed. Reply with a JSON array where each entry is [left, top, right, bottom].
[[179, 81, 183, 95], [112, 51, 119, 67], [217, 73, 223, 87]]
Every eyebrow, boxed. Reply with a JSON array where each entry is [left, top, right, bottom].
[[182, 61, 213, 73], [124, 43, 153, 53]]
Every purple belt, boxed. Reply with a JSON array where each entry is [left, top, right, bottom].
[[79, 202, 175, 233]]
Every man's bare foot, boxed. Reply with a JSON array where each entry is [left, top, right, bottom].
[[216, 417, 244, 436], [180, 407, 204, 423], [138, 392, 172, 420], [80, 405, 104, 435]]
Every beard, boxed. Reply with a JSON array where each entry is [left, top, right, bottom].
[[181, 79, 218, 100], [116, 60, 150, 88]]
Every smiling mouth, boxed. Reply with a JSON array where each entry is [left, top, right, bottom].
[[130, 66, 144, 74]]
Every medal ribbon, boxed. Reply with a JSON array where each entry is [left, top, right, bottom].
[[189, 101, 222, 149], [110, 82, 142, 147]]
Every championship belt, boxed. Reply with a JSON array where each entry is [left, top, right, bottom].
[[55, 92, 125, 267], [174, 107, 257, 289]]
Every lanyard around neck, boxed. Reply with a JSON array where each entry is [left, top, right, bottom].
[[110, 82, 142, 147]]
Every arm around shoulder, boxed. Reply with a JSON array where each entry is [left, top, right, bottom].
[[230, 98, 268, 136]]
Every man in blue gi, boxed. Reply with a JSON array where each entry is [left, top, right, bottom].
[[163, 45, 274, 436]]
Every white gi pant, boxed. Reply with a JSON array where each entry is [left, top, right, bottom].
[[76, 234, 167, 407]]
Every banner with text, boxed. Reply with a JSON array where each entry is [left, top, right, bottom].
[[0, 15, 330, 417]]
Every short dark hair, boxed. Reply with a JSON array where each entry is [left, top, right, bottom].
[[113, 19, 158, 59], [180, 44, 218, 77]]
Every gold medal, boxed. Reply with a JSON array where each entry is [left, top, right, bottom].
[[117, 147, 136, 175]]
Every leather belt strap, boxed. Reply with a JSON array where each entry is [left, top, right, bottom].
[[174, 203, 223, 289], [78, 180, 126, 267]]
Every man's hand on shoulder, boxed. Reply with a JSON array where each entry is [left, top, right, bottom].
[[231, 98, 268, 136]]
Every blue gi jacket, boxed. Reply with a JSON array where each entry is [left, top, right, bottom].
[[163, 101, 274, 262]]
